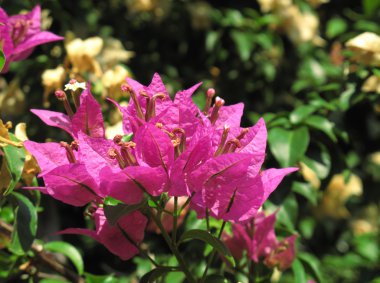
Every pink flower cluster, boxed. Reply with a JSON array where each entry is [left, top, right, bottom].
[[224, 212, 297, 270], [25, 74, 297, 260], [0, 5, 63, 72]]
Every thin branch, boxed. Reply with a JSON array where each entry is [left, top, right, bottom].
[[0, 219, 84, 283]]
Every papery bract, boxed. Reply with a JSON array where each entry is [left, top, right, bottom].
[[61, 208, 147, 260], [224, 212, 297, 270], [0, 6, 63, 72]]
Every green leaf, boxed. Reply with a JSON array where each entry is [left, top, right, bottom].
[[122, 133, 133, 142], [0, 49, 5, 72], [104, 202, 144, 225], [304, 115, 337, 142], [9, 192, 37, 254], [277, 193, 298, 231], [290, 105, 318, 124], [103, 196, 122, 206], [44, 241, 84, 275], [298, 252, 324, 283], [299, 217, 316, 240], [140, 266, 178, 283], [326, 18, 347, 39], [230, 30, 254, 61], [204, 274, 228, 283], [85, 273, 119, 283], [206, 31, 221, 52], [268, 127, 310, 167], [292, 181, 317, 205], [363, 0, 380, 16], [179, 229, 235, 267], [2, 133, 26, 195], [338, 84, 355, 111], [301, 154, 330, 180], [353, 234, 379, 262], [40, 279, 70, 283], [292, 259, 306, 283]]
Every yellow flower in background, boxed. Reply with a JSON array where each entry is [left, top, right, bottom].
[[41, 65, 66, 107], [300, 162, 321, 190], [257, 0, 291, 13], [125, 0, 172, 21], [257, 0, 323, 46], [102, 65, 131, 100], [361, 75, 380, 93], [14, 123, 40, 186], [350, 205, 379, 236], [0, 121, 40, 191], [0, 120, 22, 148], [346, 32, 380, 66], [369, 152, 380, 165], [0, 79, 25, 118], [66, 37, 104, 77], [318, 174, 363, 219], [279, 5, 323, 45], [100, 38, 134, 68]]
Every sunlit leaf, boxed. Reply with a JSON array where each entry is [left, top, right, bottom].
[[268, 127, 310, 167], [140, 267, 179, 283], [44, 241, 84, 275], [2, 134, 26, 195]]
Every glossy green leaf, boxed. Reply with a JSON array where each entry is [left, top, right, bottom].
[[103, 196, 122, 206], [104, 202, 144, 225], [277, 193, 298, 231], [298, 252, 324, 283], [85, 273, 119, 283], [290, 105, 318, 124], [204, 274, 228, 283], [326, 18, 347, 38], [292, 181, 317, 205], [292, 259, 306, 283], [122, 133, 134, 142], [363, 0, 380, 16], [140, 266, 178, 283], [9, 192, 37, 254], [301, 154, 330, 180], [230, 30, 254, 61], [0, 49, 5, 72], [353, 234, 379, 262], [44, 241, 84, 275], [179, 229, 235, 267], [2, 133, 26, 195], [304, 115, 337, 142], [268, 127, 310, 167], [40, 279, 70, 283], [206, 31, 221, 52]]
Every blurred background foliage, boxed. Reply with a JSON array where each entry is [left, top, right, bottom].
[[1, 0, 380, 282]]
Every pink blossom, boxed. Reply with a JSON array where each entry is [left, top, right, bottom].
[[224, 212, 297, 270], [0, 5, 63, 72], [60, 208, 147, 260]]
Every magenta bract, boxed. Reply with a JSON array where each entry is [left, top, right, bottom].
[[0, 5, 63, 72], [27, 73, 297, 259]]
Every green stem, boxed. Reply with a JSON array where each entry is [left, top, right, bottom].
[[178, 194, 193, 215], [172, 197, 178, 243], [148, 210, 196, 283], [200, 221, 227, 282], [206, 209, 210, 232]]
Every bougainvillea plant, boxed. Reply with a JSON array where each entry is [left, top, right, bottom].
[[23, 73, 298, 282], [0, 5, 63, 73]]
